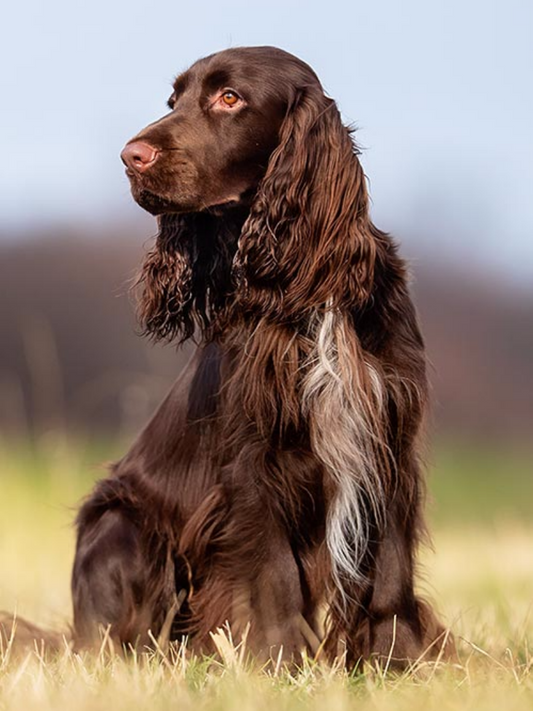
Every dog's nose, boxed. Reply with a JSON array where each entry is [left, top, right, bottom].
[[120, 141, 159, 173]]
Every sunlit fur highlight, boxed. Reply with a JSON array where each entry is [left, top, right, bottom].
[[301, 306, 391, 604]]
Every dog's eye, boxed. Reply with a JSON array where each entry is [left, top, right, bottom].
[[209, 89, 244, 112], [221, 91, 239, 107]]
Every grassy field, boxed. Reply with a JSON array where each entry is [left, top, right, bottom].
[[0, 437, 532, 710]]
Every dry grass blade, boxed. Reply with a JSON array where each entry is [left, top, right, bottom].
[[209, 621, 251, 672]]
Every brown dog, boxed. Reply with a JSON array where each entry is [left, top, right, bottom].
[[5, 46, 452, 669]]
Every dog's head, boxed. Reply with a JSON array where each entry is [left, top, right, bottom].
[[126, 47, 376, 343], [121, 46, 318, 215]]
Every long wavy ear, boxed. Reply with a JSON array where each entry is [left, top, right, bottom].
[[233, 87, 377, 321], [134, 212, 239, 343]]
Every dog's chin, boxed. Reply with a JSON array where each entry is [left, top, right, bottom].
[[134, 190, 190, 216], [134, 188, 249, 217]]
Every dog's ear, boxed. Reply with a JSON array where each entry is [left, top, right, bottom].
[[134, 212, 239, 343], [134, 213, 196, 343], [232, 87, 377, 322]]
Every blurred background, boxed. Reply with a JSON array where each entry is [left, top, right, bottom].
[[0, 0, 531, 642]]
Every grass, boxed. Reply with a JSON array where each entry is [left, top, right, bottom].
[[0, 436, 532, 710]]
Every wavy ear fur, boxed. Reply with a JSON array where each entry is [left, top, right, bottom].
[[134, 212, 241, 343], [223, 86, 397, 602], [233, 87, 376, 322]]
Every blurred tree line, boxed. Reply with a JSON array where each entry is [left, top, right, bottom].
[[0, 224, 531, 446]]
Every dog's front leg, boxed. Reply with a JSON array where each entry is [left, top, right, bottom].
[[326, 494, 452, 670], [72, 504, 156, 650]]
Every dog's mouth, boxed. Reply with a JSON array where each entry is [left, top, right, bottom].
[[124, 161, 197, 215], [125, 170, 190, 214]]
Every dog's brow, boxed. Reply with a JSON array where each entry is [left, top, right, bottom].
[[172, 74, 189, 96], [203, 69, 232, 94]]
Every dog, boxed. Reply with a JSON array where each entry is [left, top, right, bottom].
[[4, 46, 451, 669]]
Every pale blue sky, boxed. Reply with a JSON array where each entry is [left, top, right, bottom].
[[1, 0, 532, 281]]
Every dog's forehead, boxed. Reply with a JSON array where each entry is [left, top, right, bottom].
[[170, 47, 322, 106], [175, 53, 269, 93]]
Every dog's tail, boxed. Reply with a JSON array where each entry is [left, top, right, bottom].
[[0, 612, 70, 658]]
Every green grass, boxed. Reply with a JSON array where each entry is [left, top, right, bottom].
[[0, 437, 532, 710], [427, 440, 533, 525]]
